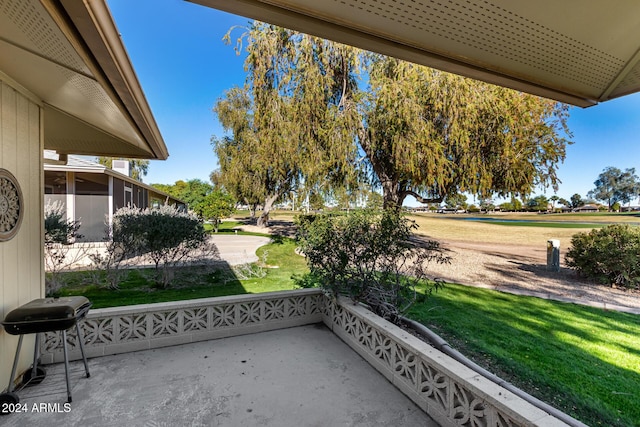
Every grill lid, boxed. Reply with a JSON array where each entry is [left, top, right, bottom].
[[2, 296, 91, 335]]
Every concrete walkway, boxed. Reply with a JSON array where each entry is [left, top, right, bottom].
[[4, 325, 438, 426], [209, 234, 271, 266]]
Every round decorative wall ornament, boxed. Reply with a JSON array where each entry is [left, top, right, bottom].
[[0, 168, 23, 242]]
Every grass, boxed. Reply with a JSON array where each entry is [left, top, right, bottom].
[[55, 237, 305, 309], [409, 283, 640, 427], [480, 220, 606, 228], [203, 220, 271, 237]]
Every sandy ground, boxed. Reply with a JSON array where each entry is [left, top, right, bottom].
[[425, 237, 640, 311]]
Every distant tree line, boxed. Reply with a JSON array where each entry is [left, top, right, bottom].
[[151, 179, 235, 231]]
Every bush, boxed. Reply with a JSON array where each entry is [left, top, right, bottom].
[[565, 224, 640, 289], [110, 205, 218, 288], [295, 209, 450, 321]]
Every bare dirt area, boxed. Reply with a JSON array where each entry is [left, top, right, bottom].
[[424, 237, 640, 312]]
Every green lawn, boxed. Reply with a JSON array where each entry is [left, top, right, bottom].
[[55, 237, 305, 308], [409, 283, 640, 427]]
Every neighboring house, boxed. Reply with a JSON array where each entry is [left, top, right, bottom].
[[572, 204, 600, 213], [0, 0, 168, 389], [44, 152, 185, 242]]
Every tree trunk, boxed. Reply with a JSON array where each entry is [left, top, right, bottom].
[[381, 179, 405, 210], [247, 202, 257, 221], [257, 194, 279, 228]]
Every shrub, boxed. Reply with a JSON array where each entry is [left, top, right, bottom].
[[295, 209, 450, 321], [110, 205, 218, 288], [44, 200, 86, 295], [87, 217, 128, 290], [565, 224, 640, 289]]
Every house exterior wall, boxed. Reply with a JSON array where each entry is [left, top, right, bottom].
[[0, 79, 44, 390]]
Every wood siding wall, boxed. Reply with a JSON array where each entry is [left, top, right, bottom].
[[0, 79, 44, 390]]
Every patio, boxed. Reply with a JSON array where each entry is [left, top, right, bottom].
[[3, 289, 580, 426], [4, 324, 435, 426]]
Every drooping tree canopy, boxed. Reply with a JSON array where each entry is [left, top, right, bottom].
[[361, 55, 571, 207], [213, 24, 572, 213], [213, 23, 360, 226]]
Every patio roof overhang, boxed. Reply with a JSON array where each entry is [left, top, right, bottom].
[[0, 0, 168, 159], [190, 0, 640, 108]]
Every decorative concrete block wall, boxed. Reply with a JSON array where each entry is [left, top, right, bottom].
[[39, 289, 323, 364], [322, 297, 574, 427]]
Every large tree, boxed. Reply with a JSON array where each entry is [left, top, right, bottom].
[[359, 55, 571, 208], [570, 193, 585, 209], [213, 24, 360, 227], [588, 166, 640, 210]]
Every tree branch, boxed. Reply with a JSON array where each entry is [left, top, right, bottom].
[[402, 190, 444, 204]]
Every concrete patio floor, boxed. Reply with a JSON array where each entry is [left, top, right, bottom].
[[4, 324, 438, 426]]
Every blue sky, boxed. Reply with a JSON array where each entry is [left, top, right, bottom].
[[108, 0, 640, 206]]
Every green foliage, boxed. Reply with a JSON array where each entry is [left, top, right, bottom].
[[295, 209, 450, 321], [527, 194, 549, 211], [112, 205, 217, 288], [214, 23, 361, 226], [216, 24, 571, 212], [565, 224, 640, 289], [151, 179, 213, 210], [44, 200, 82, 245], [54, 237, 303, 307], [445, 193, 467, 210], [194, 189, 236, 232], [588, 166, 640, 210], [365, 190, 384, 210], [361, 55, 571, 208], [570, 193, 584, 209]]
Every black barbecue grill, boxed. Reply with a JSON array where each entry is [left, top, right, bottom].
[[1, 296, 91, 412]]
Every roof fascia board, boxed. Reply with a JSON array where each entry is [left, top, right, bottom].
[[42, 0, 169, 159]]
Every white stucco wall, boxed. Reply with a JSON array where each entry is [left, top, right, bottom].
[[0, 78, 44, 390]]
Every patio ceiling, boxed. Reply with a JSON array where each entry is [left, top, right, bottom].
[[191, 0, 640, 108], [0, 0, 168, 159]]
